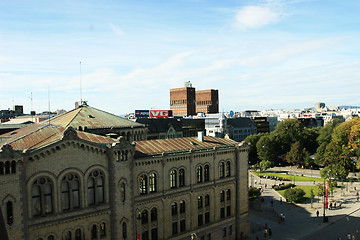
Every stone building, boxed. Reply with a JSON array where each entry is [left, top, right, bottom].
[[0, 105, 250, 240]]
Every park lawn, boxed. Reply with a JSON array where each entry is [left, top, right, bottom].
[[252, 171, 321, 183], [277, 185, 319, 203]]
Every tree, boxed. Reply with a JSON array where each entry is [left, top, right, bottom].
[[256, 133, 281, 163], [259, 160, 273, 172], [273, 119, 306, 154], [249, 187, 261, 201], [286, 141, 309, 167], [245, 133, 265, 165]]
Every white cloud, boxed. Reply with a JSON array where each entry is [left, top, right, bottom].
[[110, 23, 125, 36], [234, 2, 285, 30]]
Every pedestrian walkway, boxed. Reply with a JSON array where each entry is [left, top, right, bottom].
[[249, 172, 360, 240]]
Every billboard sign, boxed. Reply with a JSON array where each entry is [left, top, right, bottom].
[[135, 110, 172, 118], [149, 110, 172, 118], [135, 110, 150, 118]]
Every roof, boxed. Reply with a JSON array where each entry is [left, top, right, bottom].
[[227, 118, 255, 128], [135, 118, 182, 133], [135, 136, 238, 158], [0, 123, 116, 152], [50, 104, 144, 130]]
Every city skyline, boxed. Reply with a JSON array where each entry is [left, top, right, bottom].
[[1, 0, 359, 115]]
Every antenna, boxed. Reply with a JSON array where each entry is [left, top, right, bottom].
[[80, 61, 82, 105], [30, 92, 33, 122], [48, 88, 51, 125]]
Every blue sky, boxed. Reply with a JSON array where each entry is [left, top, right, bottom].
[[0, 0, 359, 115]]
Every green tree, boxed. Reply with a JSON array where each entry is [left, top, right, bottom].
[[249, 187, 261, 201], [259, 160, 273, 172], [245, 133, 265, 164], [273, 119, 306, 154], [256, 133, 280, 163], [286, 141, 309, 167]]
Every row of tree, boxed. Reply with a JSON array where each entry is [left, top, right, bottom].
[[245, 117, 360, 179]]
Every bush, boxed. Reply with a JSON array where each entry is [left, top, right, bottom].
[[284, 188, 305, 203], [274, 183, 295, 191], [249, 187, 261, 201]]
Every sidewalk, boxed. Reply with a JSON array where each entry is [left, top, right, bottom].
[[249, 173, 360, 240]]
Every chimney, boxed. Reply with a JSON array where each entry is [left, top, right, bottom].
[[198, 131, 204, 142]]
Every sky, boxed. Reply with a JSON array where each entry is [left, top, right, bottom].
[[0, 0, 359, 115]]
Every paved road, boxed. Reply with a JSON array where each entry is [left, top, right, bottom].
[[249, 168, 360, 240]]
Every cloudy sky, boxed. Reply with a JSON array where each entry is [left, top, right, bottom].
[[0, 0, 359, 115]]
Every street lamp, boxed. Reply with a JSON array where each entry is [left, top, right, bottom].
[[323, 177, 327, 223]]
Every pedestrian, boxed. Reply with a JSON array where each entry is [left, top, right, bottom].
[[271, 199, 274, 207], [264, 228, 268, 238], [255, 180, 257, 184], [348, 233, 351, 240], [268, 227, 272, 236], [352, 234, 355, 240], [280, 197, 282, 204], [337, 236, 341, 240], [256, 236, 259, 240], [316, 210, 319, 217], [265, 183, 267, 188], [357, 196, 359, 202], [313, 180, 315, 185], [339, 202, 342, 208], [330, 202, 333, 210], [334, 202, 337, 208]]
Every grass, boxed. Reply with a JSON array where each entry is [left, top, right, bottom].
[[252, 171, 322, 183], [277, 185, 319, 203]]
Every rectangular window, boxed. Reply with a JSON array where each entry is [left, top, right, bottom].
[[151, 228, 158, 240], [198, 214, 203, 226], [172, 222, 178, 235], [205, 212, 210, 224], [220, 207, 225, 219], [227, 206, 231, 216], [180, 219, 186, 232], [142, 231, 149, 240], [222, 228, 227, 238], [228, 225, 232, 235]]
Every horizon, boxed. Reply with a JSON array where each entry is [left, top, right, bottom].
[[1, 0, 359, 115]]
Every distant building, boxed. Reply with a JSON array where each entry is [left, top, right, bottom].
[[226, 118, 257, 142], [195, 89, 219, 114], [170, 82, 219, 117], [251, 117, 269, 133], [170, 82, 196, 117]]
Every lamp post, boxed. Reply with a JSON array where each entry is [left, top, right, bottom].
[[323, 177, 326, 223]]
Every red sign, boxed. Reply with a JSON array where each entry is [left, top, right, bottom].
[[325, 182, 329, 209], [137, 233, 140, 240], [149, 110, 171, 118]]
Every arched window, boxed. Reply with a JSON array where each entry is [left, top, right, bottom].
[[122, 222, 127, 239], [179, 169, 185, 187], [141, 210, 148, 224], [171, 202, 178, 216], [62, 173, 80, 211], [226, 189, 231, 200], [47, 235, 55, 240], [149, 173, 156, 193], [11, 161, 16, 174], [170, 170, 177, 188], [220, 190, 225, 202], [151, 207, 157, 222], [87, 170, 105, 206], [6, 201, 13, 225], [219, 162, 225, 178], [75, 229, 82, 240], [197, 196, 203, 209], [0, 162, 4, 175], [205, 194, 210, 207], [180, 200, 185, 214], [100, 222, 106, 237], [64, 231, 72, 240], [204, 165, 210, 182], [226, 161, 231, 177], [5, 161, 10, 174], [196, 166, 203, 183], [121, 182, 126, 202], [139, 175, 147, 194], [31, 177, 53, 216]]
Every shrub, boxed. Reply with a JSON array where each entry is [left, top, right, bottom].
[[284, 188, 305, 203], [249, 187, 261, 201], [274, 183, 295, 191]]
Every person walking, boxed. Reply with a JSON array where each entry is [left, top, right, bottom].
[[316, 210, 319, 217], [268, 227, 272, 236]]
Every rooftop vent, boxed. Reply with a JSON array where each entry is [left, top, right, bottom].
[[197, 131, 204, 142]]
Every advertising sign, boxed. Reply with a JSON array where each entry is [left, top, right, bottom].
[[149, 110, 172, 118], [135, 110, 150, 118], [325, 182, 329, 209]]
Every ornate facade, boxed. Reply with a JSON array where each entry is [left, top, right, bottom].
[[0, 105, 249, 240]]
